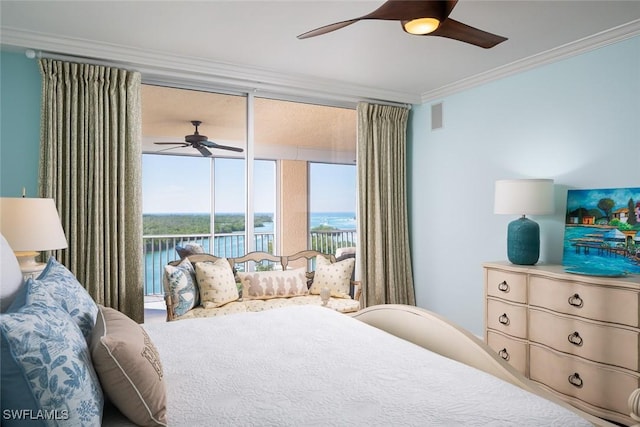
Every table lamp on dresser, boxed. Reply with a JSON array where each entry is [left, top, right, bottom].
[[0, 197, 68, 279], [494, 179, 554, 265]]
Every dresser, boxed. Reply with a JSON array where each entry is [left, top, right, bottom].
[[483, 261, 640, 426]]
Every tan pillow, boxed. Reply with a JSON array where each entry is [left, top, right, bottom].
[[309, 255, 355, 299], [237, 268, 308, 300], [90, 305, 167, 427], [195, 258, 239, 308]]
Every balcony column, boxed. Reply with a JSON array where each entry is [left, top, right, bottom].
[[279, 160, 308, 267]]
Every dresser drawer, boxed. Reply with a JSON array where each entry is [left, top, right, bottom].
[[530, 344, 640, 417], [529, 275, 640, 327], [486, 330, 527, 375], [486, 269, 527, 303], [529, 309, 639, 371], [486, 298, 527, 339]]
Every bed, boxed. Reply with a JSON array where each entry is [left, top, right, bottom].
[[101, 305, 612, 426], [0, 234, 630, 426]]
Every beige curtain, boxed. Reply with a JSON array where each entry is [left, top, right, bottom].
[[357, 102, 415, 307], [39, 59, 143, 322]]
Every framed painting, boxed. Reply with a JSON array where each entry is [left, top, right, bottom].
[[563, 186, 640, 276]]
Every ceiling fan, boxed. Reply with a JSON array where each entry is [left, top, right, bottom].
[[154, 120, 244, 157], [297, 0, 507, 49]]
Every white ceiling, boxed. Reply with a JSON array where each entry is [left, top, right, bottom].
[[2, 1, 640, 106]]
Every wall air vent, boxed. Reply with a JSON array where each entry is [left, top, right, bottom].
[[431, 102, 443, 130]]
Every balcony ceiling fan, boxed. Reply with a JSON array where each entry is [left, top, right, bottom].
[[297, 0, 507, 49], [154, 120, 244, 157]]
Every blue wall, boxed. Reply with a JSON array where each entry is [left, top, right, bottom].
[[409, 35, 640, 334], [0, 50, 41, 197]]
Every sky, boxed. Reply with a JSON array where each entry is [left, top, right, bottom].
[[142, 154, 356, 214], [566, 187, 640, 212], [308, 162, 356, 213]]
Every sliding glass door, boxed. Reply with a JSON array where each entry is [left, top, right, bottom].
[[141, 85, 355, 295]]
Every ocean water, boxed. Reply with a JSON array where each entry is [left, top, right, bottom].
[[562, 226, 640, 274], [310, 212, 357, 229], [256, 211, 356, 232]]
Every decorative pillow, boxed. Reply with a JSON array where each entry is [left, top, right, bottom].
[[0, 279, 103, 426], [237, 268, 308, 300], [31, 257, 98, 341], [163, 258, 199, 316], [335, 251, 357, 299], [335, 246, 356, 258], [175, 242, 205, 259], [195, 259, 239, 308], [90, 305, 167, 427], [335, 252, 356, 280], [309, 255, 355, 299]]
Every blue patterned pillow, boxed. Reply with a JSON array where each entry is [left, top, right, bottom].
[[33, 257, 98, 341], [0, 279, 103, 426], [175, 242, 204, 259], [163, 258, 199, 316]]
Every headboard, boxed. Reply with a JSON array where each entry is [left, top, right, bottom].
[[0, 233, 25, 312], [169, 250, 335, 274]]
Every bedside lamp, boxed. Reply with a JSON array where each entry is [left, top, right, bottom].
[[0, 197, 68, 277], [494, 179, 554, 265]]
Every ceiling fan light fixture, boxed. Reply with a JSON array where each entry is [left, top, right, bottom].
[[403, 17, 440, 35]]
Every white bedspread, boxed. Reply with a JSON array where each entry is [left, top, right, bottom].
[[104, 306, 592, 426]]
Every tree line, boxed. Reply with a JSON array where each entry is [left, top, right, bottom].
[[143, 213, 273, 235]]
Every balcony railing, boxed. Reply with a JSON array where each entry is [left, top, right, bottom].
[[143, 232, 274, 296], [309, 230, 357, 255], [143, 230, 356, 296]]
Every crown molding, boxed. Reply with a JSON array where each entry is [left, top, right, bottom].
[[0, 27, 421, 107], [420, 19, 640, 103], [2, 20, 639, 108]]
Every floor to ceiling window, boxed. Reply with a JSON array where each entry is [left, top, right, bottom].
[[141, 85, 248, 295], [141, 84, 355, 296], [212, 157, 276, 255], [309, 162, 357, 254], [253, 96, 356, 256]]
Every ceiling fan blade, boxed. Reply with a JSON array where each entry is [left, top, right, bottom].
[[298, 1, 458, 40], [202, 140, 244, 153], [297, 0, 506, 48], [297, 19, 360, 39], [154, 142, 189, 146], [442, 0, 458, 17], [195, 146, 212, 157], [365, 0, 450, 21], [156, 122, 242, 156], [429, 18, 507, 48], [156, 145, 184, 153]]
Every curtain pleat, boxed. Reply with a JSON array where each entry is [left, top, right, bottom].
[[357, 102, 415, 307], [39, 59, 143, 322]]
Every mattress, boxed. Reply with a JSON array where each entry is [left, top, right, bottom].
[[103, 305, 592, 426]]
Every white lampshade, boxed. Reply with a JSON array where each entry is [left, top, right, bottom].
[[494, 179, 555, 216], [0, 197, 68, 253]]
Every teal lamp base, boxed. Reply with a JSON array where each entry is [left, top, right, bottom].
[[507, 216, 540, 265]]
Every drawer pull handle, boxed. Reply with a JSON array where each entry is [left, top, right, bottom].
[[498, 313, 510, 326], [568, 332, 583, 346], [498, 348, 510, 361], [497, 281, 509, 292], [568, 373, 583, 388], [568, 293, 584, 308]]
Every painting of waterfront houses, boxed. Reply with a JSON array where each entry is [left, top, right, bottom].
[[563, 187, 640, 275]]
